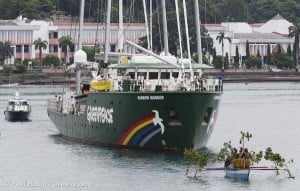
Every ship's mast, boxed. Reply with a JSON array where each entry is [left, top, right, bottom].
[[117, 0, 124, 53], [175, 0, 183, 64], [104, 0, 112, 65], [143, 0, 150, 50], [78, 0, 85, 50], [194, 0, 203, 64], [75, 0, 85, 94], [183, 0, 193, 80], [161, 0, 169, 56], [149, 0, 153, 50]]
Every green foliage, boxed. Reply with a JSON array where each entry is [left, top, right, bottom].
[[3, 65, 12, 75], [216, 32, 231, 71], [287, 44, 292, 58], [42, 55, 61, 67], [234, 46, 240, 68], [184, 148, 214, 177], [31, 58, 39, 67], [256, 49, 261, 58], [184, 131, 294, 179], [0, 41, 13, 63], [246, 40, 250, 58], [15, 62, 26, 74], [239, 131, 252, 148], [266, 44, 272, 65], [251, 151, 263, 164], [0, 1, 299, 25], [34, 38, 48, 72], [215, 0, 247, 22], [273, 53, 294, 69], [59, 35, 74, 64], [82, 46, 102, 62], [244, 56, 261, 69], [264, 147, 292, 169], [213, 55, 228, 69], [289, 24, 300, 69], [217, 141, 233, 161]]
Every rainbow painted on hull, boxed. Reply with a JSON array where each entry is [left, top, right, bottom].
[[117, 111, 165, 147]]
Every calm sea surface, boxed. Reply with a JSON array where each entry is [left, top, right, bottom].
[[0, 83, 299, 191]]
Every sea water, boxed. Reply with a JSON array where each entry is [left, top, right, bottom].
[[0, 83, 299, 191]]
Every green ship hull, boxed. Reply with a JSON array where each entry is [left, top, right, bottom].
[[47, 91, 221, 151]]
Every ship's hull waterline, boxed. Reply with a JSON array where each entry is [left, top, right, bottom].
[[47, 91, 221, 151]]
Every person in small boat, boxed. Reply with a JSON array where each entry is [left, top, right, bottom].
[[242, 148, 252, 159], [242, 148, 252, 168], [238, 147, 244, 158], [231, 147, 252, 169], [231, 148, 238, 159], [224, 156, 231, 168]]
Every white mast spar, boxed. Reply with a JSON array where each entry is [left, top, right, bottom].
[[175, 0, 183, 67], [117, 0, 124, 53], [104, 0, 112, 65], [183, 0, 193, 80], [143, 0, 150, 50], [149, 0, 153, 50], [75, 0, 86, 94], [195, 0, 203, 64], [78, 0, 84, 50], [161, 0, 169, 56]]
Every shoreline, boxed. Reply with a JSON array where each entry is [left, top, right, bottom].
[[204, 70, 300, 83], [1, 69, 300, 85]]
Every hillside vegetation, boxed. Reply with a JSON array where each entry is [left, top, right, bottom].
[[0, 0, 299, 24]]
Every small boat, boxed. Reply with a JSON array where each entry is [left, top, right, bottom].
[[225, 167, 250, 181], [4, 91, 31, 121], [0, 83, 19, 88]]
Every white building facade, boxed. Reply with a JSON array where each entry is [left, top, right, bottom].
[[0, 15, 147, 63], [205, 14, 295, 66]]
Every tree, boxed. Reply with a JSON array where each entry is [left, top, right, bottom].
[[15, 62, 26, 73], [0, 41, 13, 64], [234, 46, 240, 70], [58, 35, 74, 64], [215, 0, 247, 22], [266, 44, 272, 65], [42, 55, 61, 67], [244, 56, 260, 69], [82, 46, 102, 62], [245, 40, 250, 58], [288, 24, 300, 71], [216, 32, 231, 72], [287, 44, 292, 58], [256, 49, 261, 58], [34, 38, 48, 72], [273, 53, 294, 69]]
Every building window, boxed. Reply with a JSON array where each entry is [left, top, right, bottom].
[[161, 72, 170, 79], [49, 45, 58, 53], [149, 72, 158, 79], [49, 32, 58, 39], [53, 45, 58, 52], [16, 45, 22, 53], [24, 45, 29, 53], [53, 32, 58, 38]]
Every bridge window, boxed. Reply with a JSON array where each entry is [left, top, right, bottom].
[[149, 72, 158, 79], [161, 72, 170, 79]]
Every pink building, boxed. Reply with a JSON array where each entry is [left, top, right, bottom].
[[0, 15, 146, 64]]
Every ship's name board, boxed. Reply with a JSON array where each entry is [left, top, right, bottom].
[[137, 95, 164, 100], [87, 106, 113, 124]]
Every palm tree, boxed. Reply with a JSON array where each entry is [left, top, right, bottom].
[[59, 35, 74, 64], [0, 41, 13, 64], [34, 38, 48, 72], [216, 32, 231, 72], [288, 24, 300, 71]]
